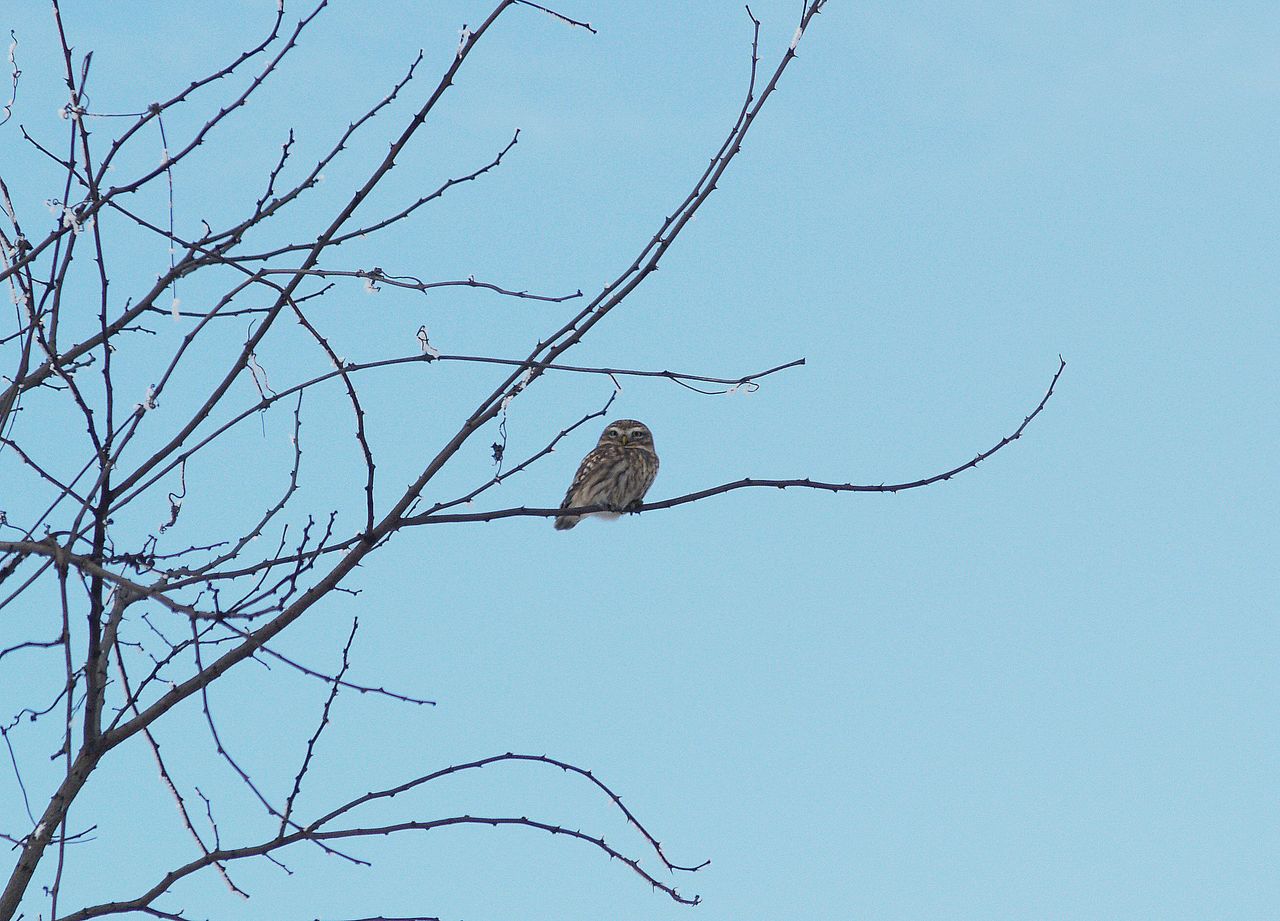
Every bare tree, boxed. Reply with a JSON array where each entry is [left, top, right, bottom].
[[0, 2, 1063, 919]]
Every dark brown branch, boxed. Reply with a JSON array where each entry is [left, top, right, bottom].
[[312, 916, 441, 921], [110, 352, 801, 515], [0, 2, 292, 286], [58, 749, 705, 920], [81, 2, 524, 767], [0, 541, 217, 621], [436, 354, 803, 391], [113, 645, 247, 899], [232, 128, 522, 263], [0, 635, 66, 665], [387, 0, 791, 535], [196, 49, 425, 251], [103, 1, 514, 511], [403, 358, 1067, 526], [57, 814, 696, 921], [284, 296, 377, 533], [258, 267, 583, 303], [246, 637, 436, 707], [1, 6, 980, 920], [0, 28, 18, 128], [412, 390, 619, 519], [513, 0, 598, 33], [0, 437, 88, 504], [186, 618, 367, 868], [179, 394, 306, 581], [280, 620, 358, 832], [91, 4, 327, 204]]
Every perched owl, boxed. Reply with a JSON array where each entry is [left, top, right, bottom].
[[554, 419, 660, 530]]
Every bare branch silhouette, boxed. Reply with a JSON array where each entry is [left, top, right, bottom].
[[0, 1, 1062, 919], [406, 357, 1066, 526]]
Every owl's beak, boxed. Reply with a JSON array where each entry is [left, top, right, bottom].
[[620, 434, 629, 446]]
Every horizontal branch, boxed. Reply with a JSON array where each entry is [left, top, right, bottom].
[[257, 268, 583, 303], [308, 751, 706, 875], [246, 634, 436, 707], [0, 635, 65, 665], [56, 814, 696, 921], [0, 540, 215, 620], [58, 749, 705, 918], [403, 357, 1066, 526], [112, 353, 800, 512], [513, 0, 596, 33], [435, 354, 803, 391]]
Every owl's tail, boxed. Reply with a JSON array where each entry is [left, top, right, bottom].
[[553, 514, 579, 531]]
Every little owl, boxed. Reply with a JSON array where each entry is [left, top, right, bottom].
[[554, 419, 659, 530]]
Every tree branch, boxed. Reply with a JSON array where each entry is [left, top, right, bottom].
[[403, 357, 1066, 526]]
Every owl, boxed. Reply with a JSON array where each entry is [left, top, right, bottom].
[[554, 419, 660, 530]]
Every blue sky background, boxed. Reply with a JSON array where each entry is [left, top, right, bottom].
[[1, 2, 1276, 919]]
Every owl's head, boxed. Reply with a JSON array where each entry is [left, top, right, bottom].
[[598, 419, 654, 449]]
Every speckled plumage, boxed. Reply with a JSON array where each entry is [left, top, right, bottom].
[[554, 419, 659, 530]]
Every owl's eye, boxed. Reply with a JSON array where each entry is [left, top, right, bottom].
[[606, 429, 620, 439], [630, 431, 647, 441]]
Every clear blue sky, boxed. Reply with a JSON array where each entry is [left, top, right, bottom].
[[1, 2, 1276, 919]]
